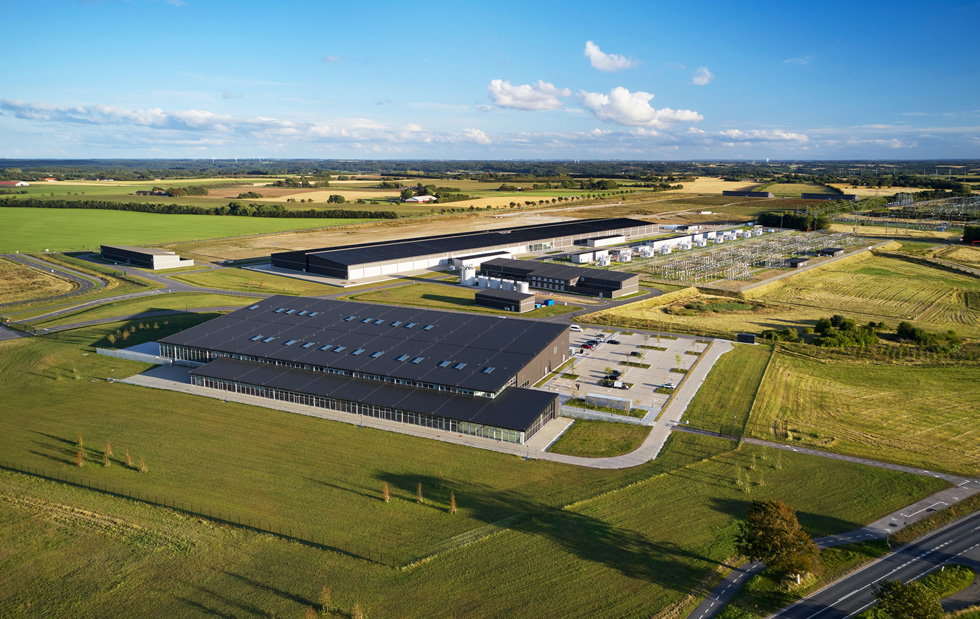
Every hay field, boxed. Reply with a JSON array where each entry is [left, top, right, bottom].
[[0, 257, 76, 303], [669, 177, 760, 194], [827, 223, 961, 242], [746, 351, 980, 476], [583, 254, 980, 338], [935, 245, 980, 267], [763, 183, 834, 196], [828, 184, 935, 197]]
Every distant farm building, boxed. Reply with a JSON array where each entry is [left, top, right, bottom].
[[101, 245, 195, 270], [403, 195, 438, 203], [0, 181, 29, 187], [722, 191, 773, 198], [802, 193, 857, 201]]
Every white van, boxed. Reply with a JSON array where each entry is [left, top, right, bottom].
[[569, 325, 583, 332]]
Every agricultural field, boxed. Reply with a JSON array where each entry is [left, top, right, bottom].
[[760, 183, 835, 196], [168, 266, 336, 296], [745, 350, 980, 476], [827, 184, 935, 198], [0, 207, 378, 253], [343, 282, 581, 317], [0, 257, 76, 304], [934, 244, 980, 268], [681, 343, 772, 437], [584, 253, 980, 338]]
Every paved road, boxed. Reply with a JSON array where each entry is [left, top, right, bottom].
[[771, 509, 980, 619]]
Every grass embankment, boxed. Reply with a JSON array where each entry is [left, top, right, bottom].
[[168, 267, 336, 296], [0, 207, 376, 253], [747, 350, 980, 477], [584, 254, 980, 338], [564, 398, 646, 418], [0, 256, 76, 304], [30, 293, 251, 328], [683, 343, 773, 437], [548, 420, 651, 457], [344, 282, 581, 317], [0, 324, 952, 618]]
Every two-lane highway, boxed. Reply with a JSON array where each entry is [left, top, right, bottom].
[[771, 509, 980, 618]]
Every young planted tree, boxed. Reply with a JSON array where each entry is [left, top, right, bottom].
[[75, 450, 84, 467], [125, 450, 132, 467], [77, 433, 83, 450], [318, 585, 331, 616], [304, 605, 316, 619], [734, 499, 819, 584], [873, 580, 942, 619], [352, 602, 364, 619], [382, 481, 390, 503], [105, 439, 113, 458], [450, 491, 457, 515], [138, 456, 147, 474], [416, 482, 424, 504], [675, 353, 682, 371], [103, 450, 110, 467]]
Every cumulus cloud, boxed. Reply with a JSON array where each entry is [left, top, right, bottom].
[[579, 87, 702, 128], [692, 66, 714, 85], [461, 128, 491, 144], [488, 79, 571, 111], [584, 41, 639, 72], [322, 55, 339, 63]]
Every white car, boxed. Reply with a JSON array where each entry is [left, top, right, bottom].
[[663, 382, 678, 389], [569, 325, 583, 332]]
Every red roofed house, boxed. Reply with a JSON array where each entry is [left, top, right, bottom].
[[0, 181, 29, 187]]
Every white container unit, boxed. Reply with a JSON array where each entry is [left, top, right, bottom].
[[517, 281, 530, 294], [477, 276, 489, 288], [461, 267, 477, 286]]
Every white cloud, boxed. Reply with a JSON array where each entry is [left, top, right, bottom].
[[692, 66, 714, 85], [584, 41, 639, 72], [461, 128, 491, 144], [783, 55, 813, 65], [579, 87, 702, 128], [487, 79, 570, 111], [166, 0, 186, 6], [322, 55, 339, 63], [718, 129, 809, 142]]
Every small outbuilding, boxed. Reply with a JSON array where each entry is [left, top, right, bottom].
[[0, 181, 29, 187], [787, 257, 810, 269], [817, 247, 845, 258], [475, 289, 536, 313], [403, 195, 438, 203]]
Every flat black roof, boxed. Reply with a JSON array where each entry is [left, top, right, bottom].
[[481, 258, 638, 283], [475, 289, 535, 302], [280, 217, 652, 267], [160, 296, 566, 394], [101, 245, 175, 256], [190, 357, 555, 432]]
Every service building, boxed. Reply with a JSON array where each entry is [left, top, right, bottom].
[[159, 297, 567, 444], [479, 258, 640, 298], [101, 245, 194, 270]]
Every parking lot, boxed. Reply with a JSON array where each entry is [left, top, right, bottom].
[[547, 326, 707, 420]]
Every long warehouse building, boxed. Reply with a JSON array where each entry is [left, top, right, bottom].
[[271, 217, 658, 280], [159, 296, 568, 444]]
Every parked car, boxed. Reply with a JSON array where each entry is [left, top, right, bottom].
[[629, 351, 643, 357], [607, 339, 621, 345], [582, 343, 594, 350], [599, 378, 615, 387], [569, 325, 583, 332], [663, 382, 677, 389], [614, 381, 630, 390]]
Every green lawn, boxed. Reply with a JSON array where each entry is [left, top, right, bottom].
[[168, 267, 336, 296], [0, 207, 377, 252], [682, 343, 773, 437], [344, 282, 582, 317], [30, 293, 250, 328], [548, 420, 651, 457]]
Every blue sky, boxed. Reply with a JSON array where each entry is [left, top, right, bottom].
[[1, 0, 978, 160]]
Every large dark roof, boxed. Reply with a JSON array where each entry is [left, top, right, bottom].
[[160, 296, 566, 394], [102, 245, 175, 256], [285, 217, 652, 267], [475, 289, 535, 302], [481, 258, 638, 283], [190, 357, 555, 432]]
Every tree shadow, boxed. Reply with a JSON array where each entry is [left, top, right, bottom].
[[174, 596, 236, 618], [225, 572, 315, 608], [195, 586, 267, 617], [707, 496, 864, 540]]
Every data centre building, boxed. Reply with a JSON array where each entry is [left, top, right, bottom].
[[270, 217, 658, 280], [158, 296, 568, 444]]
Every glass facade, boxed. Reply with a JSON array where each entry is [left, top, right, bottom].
[[190, 374, 552, 444]]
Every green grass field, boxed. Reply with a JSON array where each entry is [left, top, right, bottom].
[[548, 420, 651, 457], [0, 207, 377, 252], [760, 183, 837, 197], [344, 282, 582, 317], [682, 343, 773, 437], [30, 293, 250, 328], [168, 267, 336, 296], [746, 350, 980, 476]]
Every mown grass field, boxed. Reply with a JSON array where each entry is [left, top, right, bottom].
[[0, 207, 378, 252], [745, 350, 980, 476], [547, 420, 652, 457], [168, 266, 336, 296], [29, 293, 251, 328], [761, 182, 835, 196], [0, 418, 946, 619], [344, 282, 582, 317], [585, 254, 980, 338], [0, 256, 76, 304], [682, 343, 773, 437]]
